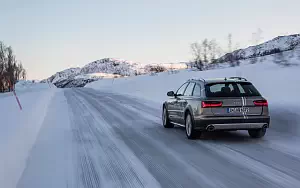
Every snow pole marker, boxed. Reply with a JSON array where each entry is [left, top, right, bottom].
[[7, 79, 23, 111], [13, 89, 23, 110]]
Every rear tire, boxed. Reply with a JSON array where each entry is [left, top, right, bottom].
[[248, 128, 266, 138], [162, 106, 174, 128], [185, 113, 200, 139]]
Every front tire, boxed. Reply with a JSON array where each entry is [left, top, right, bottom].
[[248, 128, 266, 138], [162, 106, 174, 128], [185, 113, 200, 139]]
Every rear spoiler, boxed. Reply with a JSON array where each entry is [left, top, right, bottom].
[[227, 77, 248, 81]]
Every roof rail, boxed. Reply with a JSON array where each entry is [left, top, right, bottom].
[[228, 77, 248, 81], [199, 78, 206, 82], [188, 78, 206, 83]]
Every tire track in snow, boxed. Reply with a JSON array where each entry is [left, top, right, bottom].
[[83, 89, 161, 118], [66, 91, 102, 188], [65, 89, 161, 188], [198, 141, 300, 188], [219, 142, 300, 180], [75, 90, 211, 188]]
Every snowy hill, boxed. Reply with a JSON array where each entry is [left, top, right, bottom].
[[219, 34, 300, 63], [43, 58, 187, 88], [41, 67, 81, 85], [80, 58, 143, 76]]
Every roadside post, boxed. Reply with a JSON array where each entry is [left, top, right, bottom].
[[8, 79, 23, 111]]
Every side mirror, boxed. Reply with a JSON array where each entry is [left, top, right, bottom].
[[167, 91, 175, 97]]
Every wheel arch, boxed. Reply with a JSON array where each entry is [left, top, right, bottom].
[[184, 105, 193, 119]]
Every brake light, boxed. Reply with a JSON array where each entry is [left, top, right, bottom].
[[253, 100, 268, 106], [202, 101, 223, 108]]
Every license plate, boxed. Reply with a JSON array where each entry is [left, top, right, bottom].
[[227, 107, 250, 113]]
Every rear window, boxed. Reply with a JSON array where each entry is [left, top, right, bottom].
[[205, 82, 261, 97]]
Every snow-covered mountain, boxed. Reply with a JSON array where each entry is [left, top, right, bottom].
[[80, 58, 144, 76], [44, 67, 81, 84], [219, 34, 300, 63], [42, 58, 187, 88]]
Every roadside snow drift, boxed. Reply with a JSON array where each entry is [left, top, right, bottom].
[[0, 83, 56, 188]]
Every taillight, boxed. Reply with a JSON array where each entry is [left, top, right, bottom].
[[253, 100, 268, 106], [202, 101, 223, 108]]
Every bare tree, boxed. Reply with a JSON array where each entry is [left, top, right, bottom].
[[191, 38, 223, 70], [191, 42, 204, 70], [227, 34, 236, 67], [0, 42, 6, 92], [202, 39, 209, 66], [0, 41, 26, 92], [226, 34, 242, 66], [6, 47, 17, 89], [21, 69, 27, 80], [209, 39, 218, 64], [250, 28, 263, 64]]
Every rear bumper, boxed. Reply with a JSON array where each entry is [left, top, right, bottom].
[[194, 116, 270, 131]]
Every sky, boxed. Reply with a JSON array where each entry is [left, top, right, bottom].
[[1, 0, 300, 80]]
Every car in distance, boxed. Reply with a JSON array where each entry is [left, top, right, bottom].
[[162, 77, 270, 139]]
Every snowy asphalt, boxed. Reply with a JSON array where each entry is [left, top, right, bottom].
[[17, 88, 300, 188]]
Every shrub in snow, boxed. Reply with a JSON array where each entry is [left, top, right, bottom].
[[150, 72, 158, 76], [273, 52, 289, 66], [168, 69, 179, 74], [148, 65, 166, 73]]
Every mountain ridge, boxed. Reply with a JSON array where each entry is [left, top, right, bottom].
[[218, 34, 300, 63], [42, 58, 187, 88]]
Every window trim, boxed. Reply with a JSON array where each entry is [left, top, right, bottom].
[[176, 82, 189, 96], [184, 82, 196, 96], [192, 83, 201, 97]]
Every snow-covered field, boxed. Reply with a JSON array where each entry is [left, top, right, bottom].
[[0, 83, 56, 188], [86, 53, 300, 108]]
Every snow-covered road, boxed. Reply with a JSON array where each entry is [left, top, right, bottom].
[[16, 88, 300, 188]]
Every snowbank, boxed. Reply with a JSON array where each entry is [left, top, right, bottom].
[[15, 80, 55, 91], [0, 84, 56, 188]]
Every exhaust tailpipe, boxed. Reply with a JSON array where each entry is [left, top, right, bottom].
[[262, 124, 268, 129], [207, 125, 215, 132]]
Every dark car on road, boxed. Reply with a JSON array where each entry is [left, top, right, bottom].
[[162, 77, 270, 139]]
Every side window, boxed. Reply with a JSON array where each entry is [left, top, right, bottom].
[[192, 84, 201, 96], [176, 82, 189, 96], [184, 83, 195, 96]]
